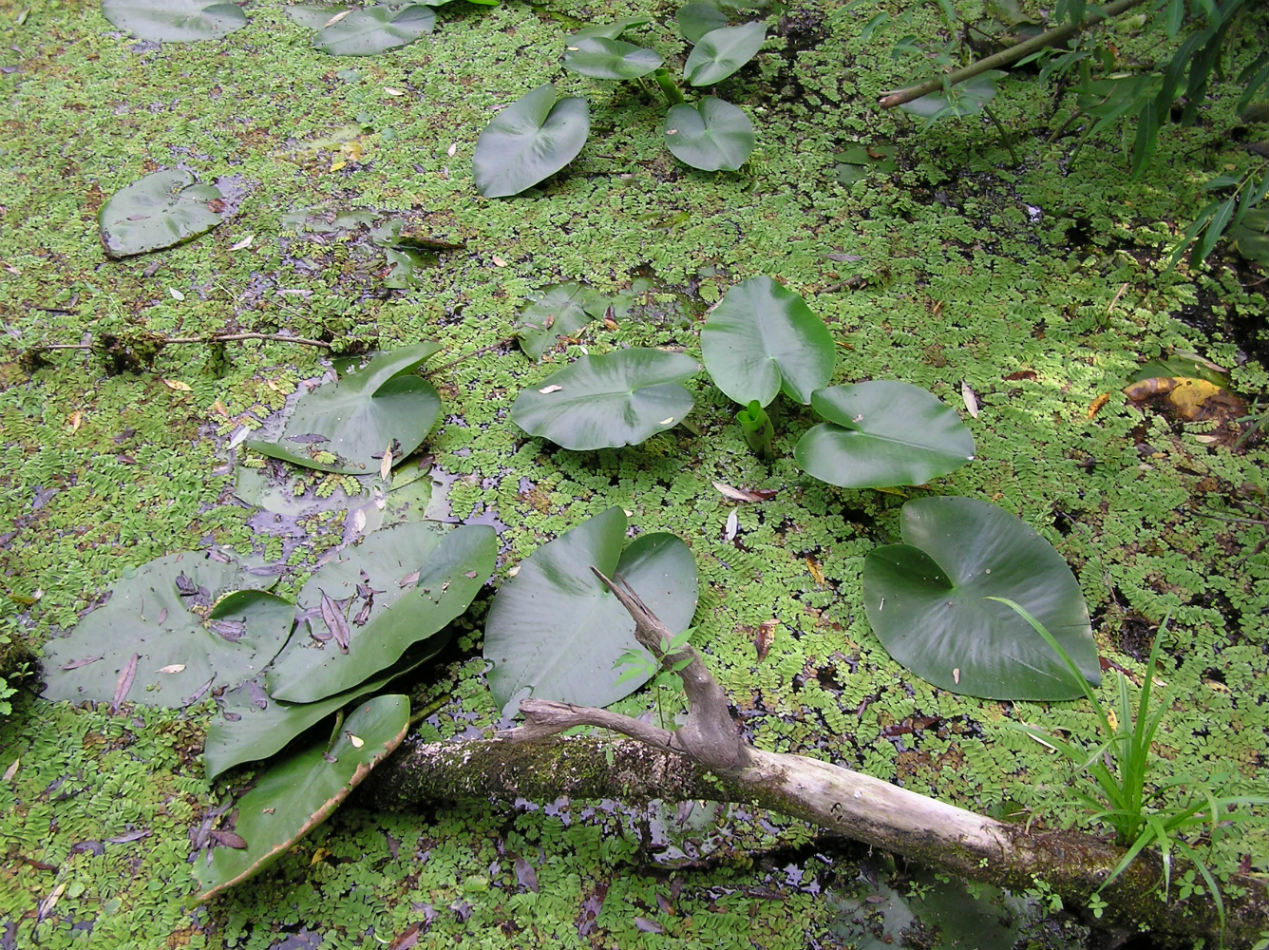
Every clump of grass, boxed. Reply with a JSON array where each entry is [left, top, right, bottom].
[[991, 598, 1269, 938]]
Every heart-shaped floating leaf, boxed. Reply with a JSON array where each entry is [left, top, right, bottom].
[[677, 2, 729, 43], [204, 637, 443, 779], [102, 0, 247, 42], [664, 97, 755, 172], [292, 4, 435, 56], [484, 508, 698, 716], [42, 553, 287, 708], [267, 523, 496, 703], [98, 169, 225, 258], [862, 497, 1098, 700], [194, 694, 409, 901], [512, 348, 699, 450], [700, 276, 834, 406], [247, 343, 442, 475], [516, 282, 609, 360], [563, 35, 662, 79], [794, 382, 975, 489], [474, 84, 590, 198], [683, 22, 766, 86]]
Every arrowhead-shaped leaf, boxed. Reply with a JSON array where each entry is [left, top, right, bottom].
[[484, 508, 698, 716], [98, 169, 224, 258], [794, 381, 975, 488], [700, 277, 834, 406], [862, 497, 1098, 700], [512, 349, 699, 449], [267, 523, 496, 703], [246, 343, 442, 475], [194, 694, 410, 901], [664, 97, 755, 171], [102, 0, 247, 41], [683, 22, 765, 86], [563, 35, 662, 79], [474, 84, 590, 198]]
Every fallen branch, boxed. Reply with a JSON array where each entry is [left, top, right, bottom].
[[361, 572, 1269, 947], [877, 0, 1147, 110]]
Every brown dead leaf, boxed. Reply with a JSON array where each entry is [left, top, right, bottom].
[[319, 590, 350, 653], [712, 480, 777, 503], [112, 653, 139, 711], [1088, 393, 1111, 418], [66, 410, 83, 433], [805, 557, 825, 587], [162, 378, 192, 392], [754, 620, 777, 661]]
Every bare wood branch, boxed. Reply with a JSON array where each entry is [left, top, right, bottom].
[[877, 0, 1148, 110]]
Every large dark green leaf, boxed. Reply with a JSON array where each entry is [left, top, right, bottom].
[[511, 349, 699, 450], [516, 282, 609, 360], [102, 0, 246, 41], [677, 2, 729, 43], [862, 497, 1098, 700], [98, 169, 224, 258], [700, 276, 834, 406], [194, 694, 409, 901], [267, 523, 495, 703], [42, 553, 287, 708], [683, 22, 765, 86], [288, 4, 435, 55], [794, 382, 975, 489], [484, 508, 698, 716], [474, 84, 590, 198], [563, 35, 662, 79], [664, 97, 754, 171], [246, 344, 442, 475], [204, 638, 442, 779]]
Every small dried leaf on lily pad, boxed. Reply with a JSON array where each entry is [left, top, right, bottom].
[[194, 694, 409, 901]]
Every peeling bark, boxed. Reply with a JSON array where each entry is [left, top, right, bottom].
[[360, 575, 1269, 948]]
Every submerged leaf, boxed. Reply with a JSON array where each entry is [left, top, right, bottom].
[[99, 169, 224, 258], [102, 0, 247, 42], [246, 344, 442, 475]]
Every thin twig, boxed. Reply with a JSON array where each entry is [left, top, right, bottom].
[[29, 332, 332, 352], [427, 336, 516, 374]]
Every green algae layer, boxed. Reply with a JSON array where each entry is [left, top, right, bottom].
[[1, 0, 1267, 947]]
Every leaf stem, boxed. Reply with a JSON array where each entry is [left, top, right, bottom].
[[653, 68, 685, 107]]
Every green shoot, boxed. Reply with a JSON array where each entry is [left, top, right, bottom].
[[989, 597, 1269, 941]]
